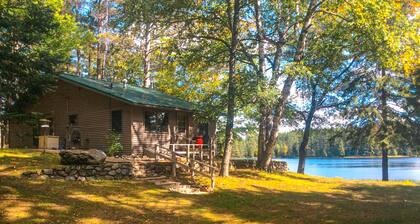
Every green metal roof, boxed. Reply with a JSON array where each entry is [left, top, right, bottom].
[[58, 74, 195, 111]]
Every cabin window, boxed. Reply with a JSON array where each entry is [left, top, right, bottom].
[[111, 110, 122, 133], [177, 113, 187, 133], [68, 114, 78, 126], [145, 111, 168, 132]]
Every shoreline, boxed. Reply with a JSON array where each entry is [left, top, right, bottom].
[[281, 156, 416, 159], [234, 156, 418, 160]]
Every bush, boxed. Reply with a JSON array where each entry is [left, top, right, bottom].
[[107, 131, 123, 156]]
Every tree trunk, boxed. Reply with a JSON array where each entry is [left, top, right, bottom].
[[260, 76, 294, 169], [258, 0, 319, 170], [382, 144, 389, 181], [257, 115, 266, 165], [102, 0, 110, 80], [380, 68, 389, 181], [88, 48, 92, 75], [0, 123, 3, 149], [220, 0, 240, 177], [76, 48, 81, 76], [297, 105, 316, 174], [254, 0, 268, 168], [96, 42, 102, 79], [142, 23, 151, 88]]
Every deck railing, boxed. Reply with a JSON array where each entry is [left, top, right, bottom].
[[144, 143, 217, 190]]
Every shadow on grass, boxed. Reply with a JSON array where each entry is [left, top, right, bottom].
[[184, 182, 420, 224], [1, 176, 419, 224], [229, 169, 283, 181], [0, 176, 221, 224], [1, 150, 420, 224]]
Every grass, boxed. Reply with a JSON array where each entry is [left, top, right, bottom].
[[1, 149, 419, 224]]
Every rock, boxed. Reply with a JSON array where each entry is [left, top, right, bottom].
[[86, 165, 94, 170], [121, 169, 129, 175], [108, 170, 116, 176], [65, 176, 76, 181], [22, 171, 38, 177], [59, 149, 106, 165], [58, 171, 67, 177], [111, 164, 120, 169], [41, 169, 53, 175], [79, 170, 87, 177], [22, 171, 38, 178], [104, 175, 114, 180], [77, 176, 86, 181], [115, 169, 121, 174], [230, 159, 288, 173], [38, 175, 48, 180]]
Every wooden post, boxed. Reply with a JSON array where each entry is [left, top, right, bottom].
[[187, 144, 190, 163], [200, 146, 203, 161], [155, 144, 159, 162], [209, 146, 215, 190], [172, 144, 177, 177], [200, 145, 204, 172], [192, 144, 195, 159], [190, 150, 195, 178]]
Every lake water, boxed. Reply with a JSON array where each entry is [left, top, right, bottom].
[[277, 157, 420, 181]]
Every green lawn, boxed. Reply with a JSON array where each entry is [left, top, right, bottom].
[[1, 149, 419, 224]]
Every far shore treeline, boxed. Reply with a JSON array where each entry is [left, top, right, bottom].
[[231, 128, 419, 159]]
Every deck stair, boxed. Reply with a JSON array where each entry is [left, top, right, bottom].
[[139, 175, 207, 194], [142, 143, 217, 192]]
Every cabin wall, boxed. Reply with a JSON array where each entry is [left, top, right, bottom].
[[9, 79, 201, 154], [131, 107, 195, 153], [9, 80, 132, 152]]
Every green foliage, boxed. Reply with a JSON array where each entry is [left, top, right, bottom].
[[0, 0, 79, 121], [107, 131, 123, 156]]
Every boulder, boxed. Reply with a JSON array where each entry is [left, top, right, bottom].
[[41, 169, 53, 175], [59, 149, 106, 165], [22, 171, 39, 178]]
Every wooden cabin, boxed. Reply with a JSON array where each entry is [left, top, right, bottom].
[[9, 74, 213, 154]]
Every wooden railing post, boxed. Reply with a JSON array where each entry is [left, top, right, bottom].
[[190, 150, 195, 178], [155, 144, 159, 162], [200, 145, 204, 172], [209, 146, 215, 190], [171, 144, 177, 177], [187, 145, 190, 163], [192, 144, 195, 160]]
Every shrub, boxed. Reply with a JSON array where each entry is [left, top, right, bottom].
[[107, 131, 123, 156]]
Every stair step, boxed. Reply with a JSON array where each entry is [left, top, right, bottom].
[[154, 181, 180, 186], [139, 176, 167, 180], [169, 186, 208, 195]]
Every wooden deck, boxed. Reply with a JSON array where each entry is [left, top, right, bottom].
[[143, 143, 217, 190]]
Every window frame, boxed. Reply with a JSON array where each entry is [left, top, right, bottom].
[[176, 112, 188, 133], [68, 114, 78, 126], [144, 111, 169, 133], [111, 110, 123, 133]]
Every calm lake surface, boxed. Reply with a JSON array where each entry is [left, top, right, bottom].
[[277, 157, 420, 181]]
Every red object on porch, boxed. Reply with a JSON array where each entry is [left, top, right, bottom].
[[196, 135, 204, 145]]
